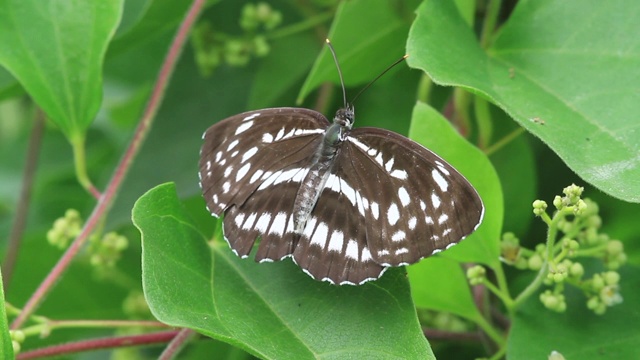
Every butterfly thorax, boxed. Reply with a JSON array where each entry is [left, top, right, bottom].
[[292, 106, 354, 234]]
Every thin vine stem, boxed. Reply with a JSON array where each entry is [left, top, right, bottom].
[[484, 127, 525, 156], [2, 112, 45, 291], [16, 331, 180, 360], [10, 0, 206, 330], [159, 328, 196, 360]]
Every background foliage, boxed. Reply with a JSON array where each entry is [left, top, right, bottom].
[[0, 0, 639, 359]]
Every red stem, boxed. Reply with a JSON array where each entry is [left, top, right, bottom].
[[10, 0, 206, 330], [2, 112, 45, 291], [159, 328, 196, 360], [16, 330, 180, 360]]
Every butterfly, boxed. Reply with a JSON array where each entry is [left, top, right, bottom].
[[198, 40, 484, 285]]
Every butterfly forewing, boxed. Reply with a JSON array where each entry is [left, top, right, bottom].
[[199, 108, 329, 217]]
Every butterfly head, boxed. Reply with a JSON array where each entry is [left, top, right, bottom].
[[333, 104, 354, 130]]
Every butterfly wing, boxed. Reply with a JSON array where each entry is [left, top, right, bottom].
[[199, 108, 329, 258], [291, 170, 386, 285], [341, 127, 484, 267]]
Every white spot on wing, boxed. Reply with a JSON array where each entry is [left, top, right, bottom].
[[227, 139, 239, 151], [269, 213, 287, 236], [391, 230, 406, 242], [328, 230, 344, 252], [223, 166, 233, 178], [371, 202, 380, 220], [236, 163, 251, 181], [408, 216, 417, 230], [235, 121, 253, 135], [222, 181, 230, 193], [254, 213, 272, 233], [346, 136, 371, 152], [395, 247, 409, 255], [431, 192, 441, 209], [375, 153, 384, 166], [241, 147, 258, 163], [242, 213, 257, 230], [432, 169, 449, 192], [274, 128, 285, 141], [390, 169, 407, 180], [361, 247, 372, 262], [234, 213, 245, 227], [243, 113, 260, 121], [398, 187, 410, 206], [250, 169, 264, 184], [262, 133, 274, 143], [387, 203, 400, 226], [438, 214, 449, 224], [385, 157, 395, 172], [346, 240, 359, 260], [312, 222, 329, 247]]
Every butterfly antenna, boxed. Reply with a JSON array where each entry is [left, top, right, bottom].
[[352, 54, 409, 104], [325, 39, 348, 108]]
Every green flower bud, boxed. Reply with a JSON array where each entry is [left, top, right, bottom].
[[553, 195, 563, 210], [591, 274, 605, 290], [603, 271, 620, 285], [607, 240, 624, 256], [586, 296, 600, 310], [528, 254, 543, 271], [12, 341, 20, 354], [569, 262, 584, 278], [10, 330, 25, 343], [548, 350, 566, 360], [533, 200, 548, 215]]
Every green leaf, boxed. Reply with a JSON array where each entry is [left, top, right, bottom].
[[508, 266, 640, 359], [133, 183, 434, 360], [0, 0, 124, 141], [408, 102, 502, 268], [297, 0, 418, 103], [0, 271, 14, 359], [407, 0, 640, 203], [409, 257, 481, 323]]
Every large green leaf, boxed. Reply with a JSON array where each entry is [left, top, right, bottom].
[[133, 183, 434, 360], [508, 266, 640, 359], [407, 0, 640, 202], [408, 102, 502, 268], [0, 271, 14, 359], [0, 0, 123, 141]]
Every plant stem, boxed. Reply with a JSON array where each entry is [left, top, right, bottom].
[[484, 127, 525, 156], [16, 330, 180, 360], [267, 11, 333, 40], [416, 73, 432, 103], [474, 313, 505, 347], [20, 319, 169, 338], [480, 0, 503, 48], [492, 264, 514, 311], [159, 328, 196, 360], [70, 133, 101, 199], [2, 112, 45, 291], [512, 211, 563, 308], [482, 278, 514, 310], [10, 0, 206, 330]]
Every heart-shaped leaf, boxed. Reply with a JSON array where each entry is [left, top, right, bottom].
[[0, 0, 123, 141], [133, 183, 435, 359]]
